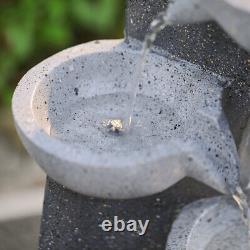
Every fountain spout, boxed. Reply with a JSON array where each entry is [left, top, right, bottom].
[[166, 0, 250, 51]]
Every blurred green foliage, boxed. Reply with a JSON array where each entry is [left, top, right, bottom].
[[0, 0, 125, 106]]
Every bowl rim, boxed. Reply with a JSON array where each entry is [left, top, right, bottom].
[[12, 39, 185, 169]]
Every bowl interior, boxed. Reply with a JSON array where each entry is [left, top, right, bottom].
[[31, 42, 235, 171], [32, 49, 192, 159], [12, 40, 241, 197]]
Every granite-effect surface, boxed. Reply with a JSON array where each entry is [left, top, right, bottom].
[[125, 0, 249, 80], [125, 0, 250, 147]]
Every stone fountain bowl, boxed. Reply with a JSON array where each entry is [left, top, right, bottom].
[[12, 39, 239, 199], [166, 196, 249, 250]]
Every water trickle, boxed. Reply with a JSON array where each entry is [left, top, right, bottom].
[[125, 11, 170, 130], [102, 118, 125, 134], [103, 11, 170, 132], [232, 186, 250, 247]]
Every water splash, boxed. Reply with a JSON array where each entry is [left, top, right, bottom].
[[102, 118, 125, 134], [232, 186, 250, 248], [233, 187, 249, 223]]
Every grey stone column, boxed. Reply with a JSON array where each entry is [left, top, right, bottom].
[[39, 1, 249, 249], [39, 178, 217, 250]]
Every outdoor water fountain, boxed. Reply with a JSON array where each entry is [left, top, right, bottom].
[[12, 0, 249, 249]]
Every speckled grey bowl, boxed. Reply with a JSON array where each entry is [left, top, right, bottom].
[[166, 196, 249, 250], [12, 39, 239, 198]]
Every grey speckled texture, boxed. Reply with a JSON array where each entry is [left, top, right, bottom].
[[165, 0, 250, 52], [125, 0, 250, 159], [126, 0, 249, 80]]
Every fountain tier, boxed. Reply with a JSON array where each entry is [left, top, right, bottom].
[[13, 39, 239, 198], [166, 196, 249, 250]]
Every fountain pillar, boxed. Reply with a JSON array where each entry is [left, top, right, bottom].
[[35, 0, 248, 249], [39, 178, 216, 249]]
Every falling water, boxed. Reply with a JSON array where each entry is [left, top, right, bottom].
[[232, 186, 250, 247], [104, 11, 170, 133], [124, 11, 170, 130]]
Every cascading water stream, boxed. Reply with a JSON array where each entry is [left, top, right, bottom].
[[124, 11, 170, 130], [232, 186, 250, 247], [103, 11, 170, 133]]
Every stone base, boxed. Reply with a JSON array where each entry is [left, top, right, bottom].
[[39, 177, 218, 250]]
